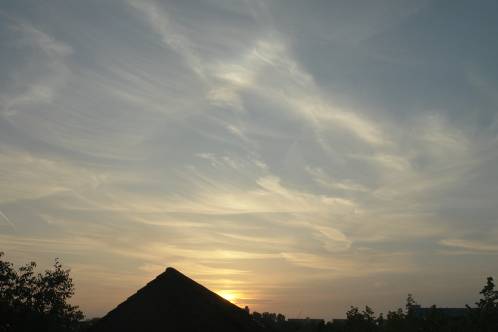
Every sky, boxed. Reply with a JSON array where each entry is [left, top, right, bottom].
[[1, 0, 498, 320]]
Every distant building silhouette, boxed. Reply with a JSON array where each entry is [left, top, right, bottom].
[[287, 317, 325, 328], [331, 318, 347, 325], [412, 305, 467, 318]]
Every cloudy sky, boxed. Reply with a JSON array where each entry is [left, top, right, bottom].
[[1, 0, 498, 319]]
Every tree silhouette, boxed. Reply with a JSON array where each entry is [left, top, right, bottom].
[[0, 252, 83, 332], [472, 277, 498, 332], [346, 306, 378, 332]]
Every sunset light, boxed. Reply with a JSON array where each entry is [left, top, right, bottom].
[[217, 290, 240, 304], [1, 1, 498, 329]]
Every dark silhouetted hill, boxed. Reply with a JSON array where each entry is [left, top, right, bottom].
[[90, 267, 268, 332]]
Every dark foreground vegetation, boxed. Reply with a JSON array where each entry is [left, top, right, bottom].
[[249, 280, 498, 332], [1, 253, 497, 332], [0, 253, 87, 332]]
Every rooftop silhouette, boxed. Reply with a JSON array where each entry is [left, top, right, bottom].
[[90, 267, 268, 332]]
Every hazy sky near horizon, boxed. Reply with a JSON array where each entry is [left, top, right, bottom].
[[1, 0, 498, 319]]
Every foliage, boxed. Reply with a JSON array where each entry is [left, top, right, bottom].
[[345, 306, 378, 332], [467, 277, 498, 332], [0, 252, 83, 332], [248, 277, 497, 332]]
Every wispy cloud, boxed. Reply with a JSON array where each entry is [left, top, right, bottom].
[[1, 0, 497, 318], [1, 19, 71, 114], [440, 238, 498, 253], [0, 209, 15, 230]]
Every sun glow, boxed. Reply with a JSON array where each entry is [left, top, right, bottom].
[[217, 290, 240, 303]]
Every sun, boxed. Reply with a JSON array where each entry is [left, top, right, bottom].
[[217, 290, 239, 303]]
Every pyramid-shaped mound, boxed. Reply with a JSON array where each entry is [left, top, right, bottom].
[[91, 267, 267, 332]]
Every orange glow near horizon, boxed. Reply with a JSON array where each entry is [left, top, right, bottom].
[[217, 290, 241, 304]]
